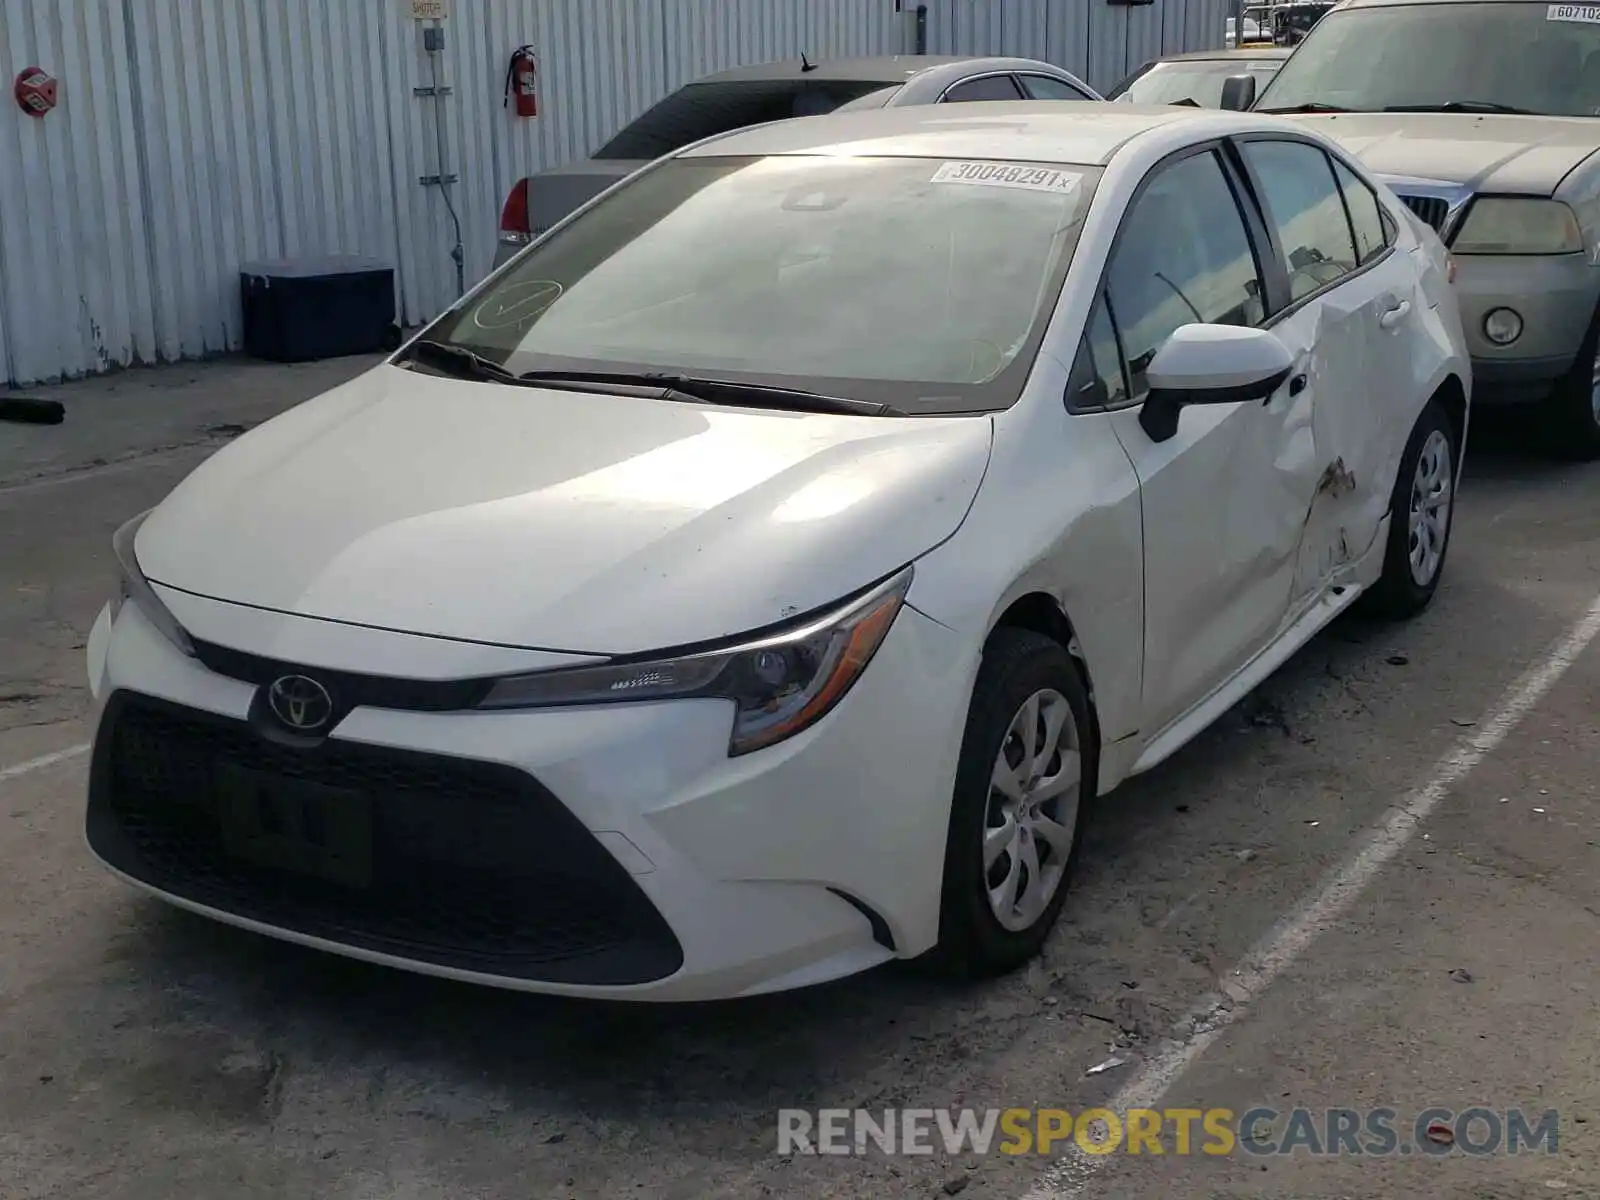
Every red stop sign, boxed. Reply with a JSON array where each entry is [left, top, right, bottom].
[[14, 68, 58, 117]]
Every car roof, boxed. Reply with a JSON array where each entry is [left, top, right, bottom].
[[679, 101, 1290, 165], [1339, 0, 1538, 6], [696, 55, 997, 84], [1150, 48, 1293, 63]]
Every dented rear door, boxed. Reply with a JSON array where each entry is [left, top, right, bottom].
[[1233, 135, 1411, 614], [1273, 263, 1404, 609]]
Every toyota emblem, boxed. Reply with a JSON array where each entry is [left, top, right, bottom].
[[267, 675, 334, 733]]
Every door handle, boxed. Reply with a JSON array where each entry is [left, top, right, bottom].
[[1379, 299, 1412, 329]]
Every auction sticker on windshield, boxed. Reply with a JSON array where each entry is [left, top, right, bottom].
[[1548, 3, 1600, 21], [930, 162, 1082, 194]]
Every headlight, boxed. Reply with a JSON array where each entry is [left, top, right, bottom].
[[110, 511, 196, 657], [478, 567, 913, 756], [1452, 198, 1583, 255]]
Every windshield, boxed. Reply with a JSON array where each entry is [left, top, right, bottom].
[[1113, 59, 1283, 105], [1258, 1, 1600, 116], [422, 155, 1101, 415]]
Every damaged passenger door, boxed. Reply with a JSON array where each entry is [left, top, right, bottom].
[[1102, 145, 1320, 734], [1233, 136, 1409, 612]]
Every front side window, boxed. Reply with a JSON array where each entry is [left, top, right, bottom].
[[1019, 74, 1094, 101], [1068, 295, 1129, 411], [942, 74, 1026, 102], [1106, 151, 1266, 395], [1257, 2, 1600, 117], [1240, 140, 1359, 301], [425, 155, 1102, 414]]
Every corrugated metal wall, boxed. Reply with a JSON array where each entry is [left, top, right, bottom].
[[0, 0, 1221, 388]]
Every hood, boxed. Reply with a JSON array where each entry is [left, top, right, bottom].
[[136, 365, 992, 656], [1286, 113, 1600, 194]]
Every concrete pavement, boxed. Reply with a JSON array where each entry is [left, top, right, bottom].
[[1, 361, 1596, 1199]]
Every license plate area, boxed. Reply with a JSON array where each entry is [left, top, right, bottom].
[[215, 762, 373, 889]]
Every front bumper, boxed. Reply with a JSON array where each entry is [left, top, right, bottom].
[[83, 596, 974, 1001], [1453, 252, 1597, 403]]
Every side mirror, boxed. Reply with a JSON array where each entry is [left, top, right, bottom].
[[1219, 74, 1257, 111], [1138, 324, 1295, 443]]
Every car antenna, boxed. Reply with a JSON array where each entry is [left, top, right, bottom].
[[800, 51, 816, 72]]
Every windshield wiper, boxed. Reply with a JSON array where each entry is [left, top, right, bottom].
[[516, 370, 906, 417], [1257, 101, 1356, 113], [399, 344, 905, 415], [1383, 99, 1533, 114], [398, 339, 520, 383]]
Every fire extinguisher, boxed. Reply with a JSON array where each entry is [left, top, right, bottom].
[[504, 45, 538, 118]]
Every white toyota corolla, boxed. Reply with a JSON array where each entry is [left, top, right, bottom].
[[86, 104, 1468, 1001]]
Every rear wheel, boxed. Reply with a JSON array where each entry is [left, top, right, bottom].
[[1361, 399, 1457, 619], [1543, 315, 1600, 461], [925, 629, 1095, 980]]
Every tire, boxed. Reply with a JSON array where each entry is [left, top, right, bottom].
[[1360, 398, 1457, 620], [924, 628, 1096, 980], [1542, 313, 1600, 462]]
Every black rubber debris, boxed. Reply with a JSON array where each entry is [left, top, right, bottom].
[[0, 397, 64, 425]]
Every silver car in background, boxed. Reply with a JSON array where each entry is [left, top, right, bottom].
[[1236, 0, 1600, 457], [494, 55, 1101, 268], [1108, 48, 1290, 107]]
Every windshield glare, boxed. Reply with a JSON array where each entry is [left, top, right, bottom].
[[1258, 2, 1600, 116], [424, 155, 1100, 415], [1117, 61, 1282, 106]]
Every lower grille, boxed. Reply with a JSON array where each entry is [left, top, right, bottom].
[[1396, 193, 1449, 232], [87, 693, 684, 985]]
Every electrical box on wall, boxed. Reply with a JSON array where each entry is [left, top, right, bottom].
[[1105, 0, 1155, 7]]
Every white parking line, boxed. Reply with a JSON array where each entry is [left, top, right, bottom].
[[1023, 592, 1600, 1200], [0, 743, 91, 783]]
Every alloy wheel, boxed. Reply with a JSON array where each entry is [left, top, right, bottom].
[[1407, 428, 1453, 587], [983, 688, 1082, 932], [1589, 340, 1600, 428]]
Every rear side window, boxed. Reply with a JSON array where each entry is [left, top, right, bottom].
[[1019, 74, 1094, 101], [594, 79, 895, 160], [942, 74, 1026, 102], [1240, 139, 1358, 302], [1331, 157, 1390, 264]]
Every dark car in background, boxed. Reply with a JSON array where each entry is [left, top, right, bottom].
[[1108, 47, 1290, 107], [1272, 0, 1338, 43], [494, 55, 1102, 267]]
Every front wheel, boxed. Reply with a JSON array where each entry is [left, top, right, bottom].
[[1543, 315, 1600, 461], [924, 629, 1096, 980], [1360, 398, 1457, 619]]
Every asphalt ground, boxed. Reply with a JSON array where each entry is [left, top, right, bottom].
[[1, 364, 1595, 1200]]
